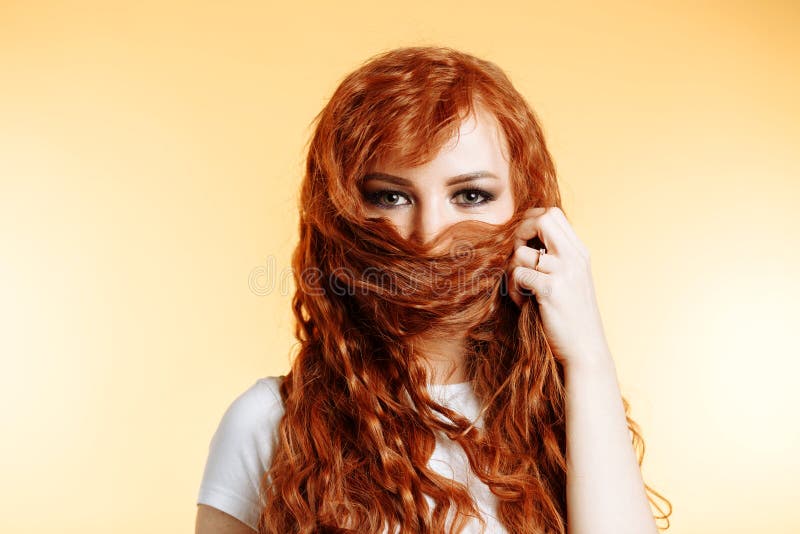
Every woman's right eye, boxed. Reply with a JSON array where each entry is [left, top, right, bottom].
[[364, 190, 411, 208]]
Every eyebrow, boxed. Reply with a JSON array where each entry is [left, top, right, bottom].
[[362, 171, 500, 187]]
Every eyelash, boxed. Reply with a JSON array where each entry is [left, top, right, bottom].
[[365, 189, 496, 209]]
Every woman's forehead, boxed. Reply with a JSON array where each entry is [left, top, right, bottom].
[[371, 105, 510, 172]]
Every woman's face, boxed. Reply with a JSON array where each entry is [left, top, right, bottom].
[[360, 107, 515, 245]]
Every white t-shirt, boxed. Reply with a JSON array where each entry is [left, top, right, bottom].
[[197, 376, 508, 533]]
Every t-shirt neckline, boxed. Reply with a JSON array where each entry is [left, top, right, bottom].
[[426, 380, 473, 393]]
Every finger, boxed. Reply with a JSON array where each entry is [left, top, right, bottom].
[[512, 265, 553, 301], [506, 266, 533, 308], [506, 247, 555, 308], [506, 270, 523, 308], [506, 250, 530, 307], [548, 207, 590, 258], [536, 207, 579, 259], [513, 245, 555, 274], [505, 253, 520, 306], [514, 207, 566, 255]]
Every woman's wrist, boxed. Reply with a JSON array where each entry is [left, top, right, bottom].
[[562, 343, 616, 377]]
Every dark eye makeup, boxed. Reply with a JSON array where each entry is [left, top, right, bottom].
[[364, 188, 497, 209]]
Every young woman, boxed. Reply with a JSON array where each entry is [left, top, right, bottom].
[[196, 46, 672, 534]]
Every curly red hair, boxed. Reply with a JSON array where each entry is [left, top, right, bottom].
[[258, 46, 672, 533]]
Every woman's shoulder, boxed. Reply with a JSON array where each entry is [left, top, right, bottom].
[[196, 375, 287, 530], [249, 375, 285, 405], [201, 374, 288, 475], [221, 375, 286, 428]]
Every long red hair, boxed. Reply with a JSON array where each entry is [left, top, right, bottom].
[[258, 46, 672, 533]]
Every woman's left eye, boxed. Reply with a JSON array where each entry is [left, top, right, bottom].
[[454, 189, 495, 206]]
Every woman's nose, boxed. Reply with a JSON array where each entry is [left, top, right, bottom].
[[408, 201, 450, 245]]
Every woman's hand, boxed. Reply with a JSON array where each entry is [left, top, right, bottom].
[[506, 206, 611, 369]]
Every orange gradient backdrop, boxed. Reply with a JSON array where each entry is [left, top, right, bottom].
[[1, 1, 798, 532]]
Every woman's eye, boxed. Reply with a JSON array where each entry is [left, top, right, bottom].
[[365, 190, 410, 208], [364, 188, 495, 208], [454, 189, 495, 206]]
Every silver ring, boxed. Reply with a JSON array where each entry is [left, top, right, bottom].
[[535, 248, 546, 271]]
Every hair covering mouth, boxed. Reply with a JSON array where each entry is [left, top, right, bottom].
[[296, 208, 529, 342]]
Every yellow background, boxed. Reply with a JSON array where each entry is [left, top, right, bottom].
[[1, 1, 798, 532]]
